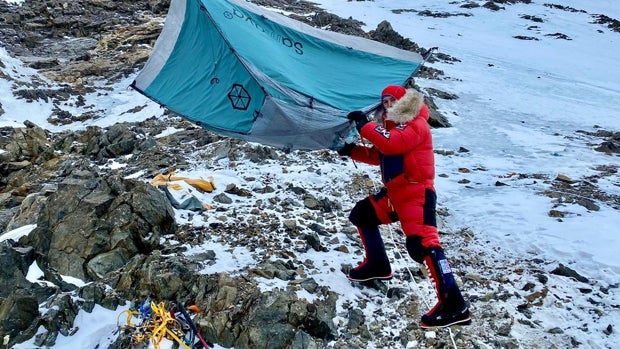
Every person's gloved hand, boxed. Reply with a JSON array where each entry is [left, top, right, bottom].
[[347, 110, 369, 131], [337, 142, 355, 157]]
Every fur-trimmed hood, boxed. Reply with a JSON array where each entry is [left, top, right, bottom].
[[384, 88, 425, 124]]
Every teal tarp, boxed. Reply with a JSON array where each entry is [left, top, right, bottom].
[[132, 0, 423, 150]]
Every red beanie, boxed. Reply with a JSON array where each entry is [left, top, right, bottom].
[[381, 85, 406, 100]]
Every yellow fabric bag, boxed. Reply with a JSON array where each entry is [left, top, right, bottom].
[[150, 173, 216, 193]]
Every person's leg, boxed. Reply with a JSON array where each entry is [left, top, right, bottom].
[[347, 190, 395, 281], [419, 247, 471, 328], [399, 187, 471, 327]]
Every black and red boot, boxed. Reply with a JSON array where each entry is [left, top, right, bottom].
[[420, 248, 471, 328], [348, 227, 392, 282]]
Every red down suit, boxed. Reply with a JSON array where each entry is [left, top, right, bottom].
[[349, 89, 441, 248]]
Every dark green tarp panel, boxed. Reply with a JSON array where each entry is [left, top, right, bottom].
[[133, 0, 423, 150]]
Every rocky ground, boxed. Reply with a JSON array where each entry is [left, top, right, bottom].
[[1, 0, 619, 348]]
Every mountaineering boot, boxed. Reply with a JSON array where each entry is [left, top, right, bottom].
[[420, 248, 471, 329], [348, 227, 392, 282]]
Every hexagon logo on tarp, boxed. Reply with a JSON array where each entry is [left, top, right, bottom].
[[227, 84, 251, 110]]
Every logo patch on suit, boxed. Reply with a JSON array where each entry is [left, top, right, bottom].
[[374, 125, 390, 139], [396, 124, 408, 130]]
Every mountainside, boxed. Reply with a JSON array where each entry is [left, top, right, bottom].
[[1, 0, 619, 348]]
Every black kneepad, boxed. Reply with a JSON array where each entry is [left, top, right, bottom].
[[349, 198, 381, 228], [406, 236, 428, 263]]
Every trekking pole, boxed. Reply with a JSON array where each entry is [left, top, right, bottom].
[[404, 46, 439, 87], [364, 46, 439, 116]]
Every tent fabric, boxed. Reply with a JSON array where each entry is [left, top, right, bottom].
[[159, 185, 209, 212], [150, 173, 216, 211], [133, 0, 424, 150]]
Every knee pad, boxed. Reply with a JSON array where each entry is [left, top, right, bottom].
[[349, 198, 381, 228], [406, 235, 428, 263]]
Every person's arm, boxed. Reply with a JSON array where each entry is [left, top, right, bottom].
[[336, 142, 380, 165], [350, 144, 380, 165], [359, 120, 425, 155]]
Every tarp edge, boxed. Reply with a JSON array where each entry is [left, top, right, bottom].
[[134, 0, 187, 89], [226, 0, 423, 64]]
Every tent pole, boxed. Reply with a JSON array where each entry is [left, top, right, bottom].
[[364, 46, 439, 116]]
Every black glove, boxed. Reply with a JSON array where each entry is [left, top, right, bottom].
[[337, 142, 355, 157], [347, 110, 369, 131]]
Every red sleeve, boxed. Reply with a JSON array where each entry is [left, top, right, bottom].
[[359, 121, 424, 155], [350, 145, 380, 165]]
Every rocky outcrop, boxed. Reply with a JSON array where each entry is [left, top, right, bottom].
[[0, 117, 346, 348], [0, 0, 170, 83], [23, 172, 176, 280]]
